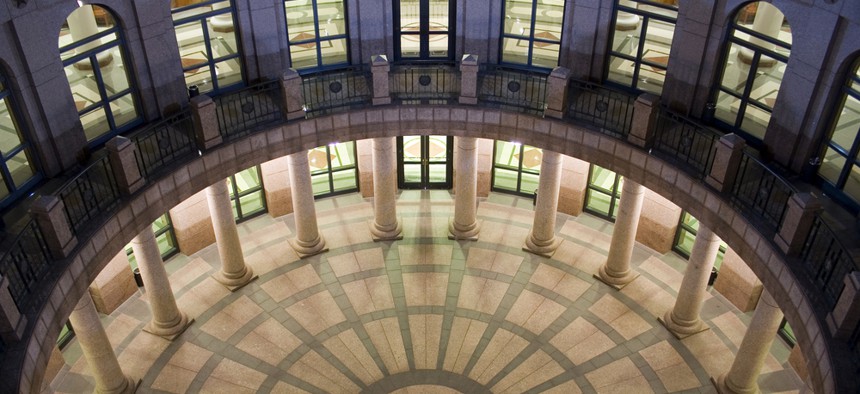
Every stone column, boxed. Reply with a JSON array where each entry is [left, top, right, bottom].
[[706, 134, 746, 193], [191, 95, 222, 149], [713, 290, 784, 394], [738, 3, 783, 66], [206, 180, 256, 290], [545, 67, 571, 119], [628, 94, 660, 149], [371, 55, 391, 105], [524, 150, 563, 257], [774, 193, 821, 256], [0, 275, 25, 343], [131, 227, 192, 340], [596, 179, 644, 289], [30, 196, 77, 259], [106, 136, 144, 195], [370, 137, 403, 241], [287, 152, 328, 257], [449, 137, 481, 240], [68, 293, 137, 394], [281, 68, 305, 120], [828, 271, 860, 339], [67, 5, 113, 68], [660, 224, 721, 338]]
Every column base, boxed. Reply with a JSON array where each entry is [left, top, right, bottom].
[[289, 235, 329, 258], [658, 311, 709, 339], [448, 217, 481, 241], [369, 219, 403, 241], [711, 374, 760, 394], [143, 313, 194, 341], [100, 376, 140, 394], [523, 233, 561, 258], [212, 268, 258, 292], [594, 264, 640, 290]]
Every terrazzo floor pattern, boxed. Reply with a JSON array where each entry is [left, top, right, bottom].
[[48, 191, 803, 393]]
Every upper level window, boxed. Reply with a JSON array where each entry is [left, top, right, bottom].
[[286, 0, 350, 70], [818, 59, 860, 211], [394, 0, 455, 61], [606, 0, 678, 95], [172, 0, 244, 93], [59, 5, 142, 146], [500, 0, 565, 69], [713, 2, 791, 142], [0, 72, 40, 208]]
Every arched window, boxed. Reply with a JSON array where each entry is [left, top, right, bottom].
[[500, 0, 565, 70], [285, 0, 350, 70], [59, 5, 142, 146], [394, 0, 454, 62], [818, 59, 860, 210], [0, 71, 40, 208], [171, 0, 245, 93], [712, 2, 791, 142], [606, 0, 678, 95]]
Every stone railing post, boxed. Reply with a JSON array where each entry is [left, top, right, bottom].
[[774, 193, 821, 255], [0, 276, 26, 343], [706, 133, 746, 193], [106, 136, 144, 196], [627, 94, 660, 149], [545, 66, 571, 119], [371, 55, 391, 105], [281, 68, 305, 120], [190, 94, 222, 150], [828, 271, 860, 339], [29, 195, 77, 259], [459, 54, 479, 105]]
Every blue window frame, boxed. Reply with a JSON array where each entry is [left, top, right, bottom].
[[59, 5, 143, 147], [817, 59, 860, 212], [285, 0, 350, 71], [0, 72, 41, 209], [172, 0, 245, 94], [393, 0, 455, 62]]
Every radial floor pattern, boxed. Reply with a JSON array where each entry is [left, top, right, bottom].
[[48, 191, 802, 393]]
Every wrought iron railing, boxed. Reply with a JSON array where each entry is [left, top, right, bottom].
[[132, 110, 197, 179], [302, 66, 372, 118], [729, 151, 795, 234], [390, 63, 460, 103], [56, 154, 121, 236], [652, 108, 720, 179], [0, 219, 52, 310], [477, 65, 548, 115], [800, 215, 857, 309], [565, 80, 635, 139], [215, 79, 284, 140]]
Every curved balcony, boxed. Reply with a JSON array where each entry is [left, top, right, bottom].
[[0, 58, 857, 393]]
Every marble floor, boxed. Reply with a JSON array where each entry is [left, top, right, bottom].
[[48, 191, 802, 393]]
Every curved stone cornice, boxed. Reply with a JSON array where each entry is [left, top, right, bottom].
[[5, 105, 833, 393]]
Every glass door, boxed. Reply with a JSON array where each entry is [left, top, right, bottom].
[[397, 135, 452, 189]]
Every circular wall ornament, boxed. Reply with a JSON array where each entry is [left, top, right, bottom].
[[330, 81, 343, 93], [418, 75, 432, 86], [507, 81, 521, 93]]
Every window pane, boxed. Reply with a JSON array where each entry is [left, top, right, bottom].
[[235, 166, 261, 193], [719, 43, 749, 95], [829, 94, 860, 151], [502, 37, 529, 65], [715, 90, 741, 127], [312, 173, 329, 195], [286, 1, 317, 40], [0, 173, 9, 200], [80, 107, 110, 142], [818, 147, 845, 186], [400, 0, 420, 31], [520, 171, 539, 194], [400, 35, 421, 58], [428, 34, 448, 58], [215, 57, 243, 88], [98, 52, 130, 96], [428, 163, 447, 183], [402, 136, 422, 161], [209, 18, 239, 60], [611, 17, 641, 56], [320, 38, 348, 65], [331, 170, 356, 192], [493, 168, 519, 191], [109, 94, 139, 129], [429, 0, 449, 31], [290, 44, 319, 69], [586, 189, 612, 216], [520, 147, 542, 171], [845, 164, 860, 204], [427, 136, 448, 160], [0, 98, 23, 155], [318, 0, 346, 36], [8, 148, 35, 188], [751, 56, 784, 110], [403, 163, 421, 183], [308, 147, 331, 171], [534, 0, 564, 37], [676, 228, 695, 256], [740, 103, 770, 140], [239, 192, 265, 215], [607, 55, 635, 87], [66, 60, 101, 111], [504, 0, 533, 37], [176, 21, 208, 67], [531, 43, 560, 68]]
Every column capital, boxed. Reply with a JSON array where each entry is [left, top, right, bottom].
[[371, 55, 391, 105], [774, 192, 822, 255], [459, 54, 479, 105], [545, 66, 572, 119], [106, 136, 144, 195], [706, 133, 747, 192], [29, 195, 77, 259], [190, 94, 222, 149], [281, 68, 306, 121]]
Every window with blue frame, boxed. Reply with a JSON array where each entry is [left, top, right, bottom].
[[285, 0, 350, 71], [0, 71, 40, 209], [584, 164, 623, 220], [227, 165, 267, 222], [492, 140, 541, 197], [59, 5, 142, 146], [309, 142, 359, 198], [817, 59, 860, 211], [606, 0, 678, 95], [500, 0, 565, 69], [713, 2, 791, 143], [172, 0, 245, 93], [394, 0, 455, 62]]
